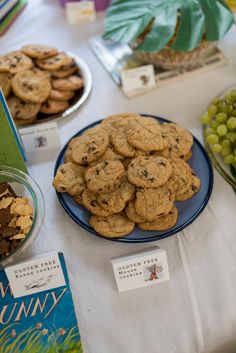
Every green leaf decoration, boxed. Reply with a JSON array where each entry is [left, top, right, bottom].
[[199, 0, 235, 40], [104, 0, 235, 52], [171, 2, 205, 52]]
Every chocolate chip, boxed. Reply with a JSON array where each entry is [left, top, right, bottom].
[[90, 200, 97, 207], [191, 184, 197, 191], [158, 161, 166, 166], [101, 200, 108, 205], [88, 146, 96, 153], [141, 170, 148, 178]]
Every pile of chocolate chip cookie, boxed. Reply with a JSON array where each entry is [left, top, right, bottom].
[[53, 113, 201, 239], [0, 182, 34, 260], [0, 44, 84, 125]]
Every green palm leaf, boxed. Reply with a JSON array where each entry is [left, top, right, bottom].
[[104, 0, 235, 52]]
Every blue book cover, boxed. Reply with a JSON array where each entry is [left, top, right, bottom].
[[0, 253, 83, 353]]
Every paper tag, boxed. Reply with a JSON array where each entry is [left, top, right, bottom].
[[111, 246, 169, 292], [121, 65, 156, 97], [66, 1, 96, 24], [19, 122, 60, 154], [5, 253, 66, 298]]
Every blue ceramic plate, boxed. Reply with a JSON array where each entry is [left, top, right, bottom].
[[54, 115, 213, 243]]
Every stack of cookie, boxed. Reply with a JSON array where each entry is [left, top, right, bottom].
[[53, 113, 201, 238], [0, 44, 84, 125]]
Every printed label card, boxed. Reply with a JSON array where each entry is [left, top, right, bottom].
[[111, 246, 169, 292], [121, 65, 156, 98], [19, 122, 60, 155], [66, 1, 96, 24]]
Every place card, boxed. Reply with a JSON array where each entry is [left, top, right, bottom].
[[5, 252, 66, 298], [65, 1, 96, 24], [121, 65, 156, 97], [19, 122, 60, 154], [111, 246, 169, 292]]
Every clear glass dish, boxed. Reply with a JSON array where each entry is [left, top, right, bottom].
[[202, 84, 236, 189], [0, 165, 45, 267]]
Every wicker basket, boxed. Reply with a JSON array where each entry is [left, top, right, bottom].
[[132, 41, 216, 70]]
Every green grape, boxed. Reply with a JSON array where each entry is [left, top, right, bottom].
[[216, 112, 227, 123], [224, 91, 235, 103], [232, 109, 236, 116], [206, 134, 219, 144], [206, 128, 215, 135], [210, 120, 221, 130], [212, 97, 221, 105], [208, 105, 217, 117], [230, 90, 236, 99], [234, 148, 236, 156], [221, 146, 231, 157], [224, 154, 234, 164], [201, 112, 211, 125], [226, 117, 236, 130], [234, 156, 236, 164], [222, 139, 231, 147], [226, 132, 236, 143], [217, 124, 227, 136], [212, 144, 222, 153]]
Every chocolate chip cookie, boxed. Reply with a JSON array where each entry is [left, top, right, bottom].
[[160, 123, 193, 159], [127, 156, 172, 188], [97, 176, 135, 213], [138, 206, 178, 231], [135, 186, 175, 221], [22, 44, 58, 59], [51, 62, 78, 78], [168, 158, 193, 196], [53, 162, 86, 197], [85, 160, 125, 193], [82, 189, 113, 217], [52, 75, 84, 91], [128, 122, 167, 151], [71, 127, 109, 164], [40, 100, 69, 114], [49, 89, 75, 102], [89, 213, 135, 238], [0, 51, 33, 74], [12, 70, 51, 103], [176, 175, 201, 201], [7, 95, 41, 120], [0, 72, 12, 98], [36, 53, 72, 71], [125, 200, 146, 223]]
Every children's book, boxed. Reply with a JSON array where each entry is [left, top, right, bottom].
[[0, 89, 27, 173], [0, 252, 83, 353]]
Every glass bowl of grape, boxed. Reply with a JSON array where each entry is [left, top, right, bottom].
[[201, 86, 236, 188]]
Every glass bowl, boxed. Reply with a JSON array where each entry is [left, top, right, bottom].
[[0, 165, 45, 267], [202, 84, 236, 189]]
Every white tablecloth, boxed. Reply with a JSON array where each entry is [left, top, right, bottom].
[[2, 2, 236, 353]]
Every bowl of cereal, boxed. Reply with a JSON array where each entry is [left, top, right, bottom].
[[0, 165, 44, 267]]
